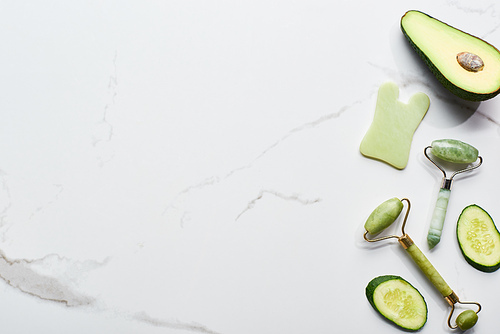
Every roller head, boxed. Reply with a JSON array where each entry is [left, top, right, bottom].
[[456, 310, 478, 331], [364, 198, 403, 234], [430, 139, 479, 164]]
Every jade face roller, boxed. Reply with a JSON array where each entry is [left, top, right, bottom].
[[424, 139, 482, 249], [364, 197, 481, 330]]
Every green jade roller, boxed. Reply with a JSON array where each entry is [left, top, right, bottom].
[[424, 139, 482, 249], [364, 197, 481, 330]]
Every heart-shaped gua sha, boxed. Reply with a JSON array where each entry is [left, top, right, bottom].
[[360, 82, 430, 169]]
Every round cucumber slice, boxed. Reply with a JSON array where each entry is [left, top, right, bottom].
[[366, 275, 427, 331], [457, 204, 500, 272]]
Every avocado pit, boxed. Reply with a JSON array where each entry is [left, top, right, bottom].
[[457, 52, 484, 72]]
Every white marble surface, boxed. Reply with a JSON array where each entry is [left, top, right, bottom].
[[2, 1, 500, 333]]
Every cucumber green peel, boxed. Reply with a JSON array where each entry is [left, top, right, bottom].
[[457, 204, 500, 272], [366, 275, 427, 331], [364, 197, 481, 330]]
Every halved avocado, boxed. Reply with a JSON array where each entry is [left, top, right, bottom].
[[401, 10, 500, 101]]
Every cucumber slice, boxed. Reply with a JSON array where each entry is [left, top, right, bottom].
[[366, 275, 427, 331], [457, 204, 500, 272]]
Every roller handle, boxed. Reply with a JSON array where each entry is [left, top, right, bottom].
[[405, 242, 453, 297], [402, 237, 481, 331], [427, 187, 451, 249]]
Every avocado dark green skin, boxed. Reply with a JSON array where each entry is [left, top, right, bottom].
[[457, 204, 500, 272], [365, 275, 428, 331], [401, 10, 500, 102]]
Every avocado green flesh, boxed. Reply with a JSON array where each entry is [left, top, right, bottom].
[[457, 205, 500, 272], [366, 275, 427, 331], [401, 10, 500, 101]]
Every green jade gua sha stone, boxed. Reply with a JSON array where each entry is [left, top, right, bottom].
[[360, 82, 430, 169]]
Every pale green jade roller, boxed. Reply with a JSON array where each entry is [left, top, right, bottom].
[[424, 139, 483, 249], [364, 197, 481, 330]]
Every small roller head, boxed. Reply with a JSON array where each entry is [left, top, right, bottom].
[[364, 198, 403, 234], [456, 310, 478, 331], [430, 139, 479, 164]]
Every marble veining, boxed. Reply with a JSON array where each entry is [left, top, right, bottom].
[[447, 0, 495, 15], [164, 94, 367, 228], [28, 184, 64, 220], [0, 252, 96, 306], [235, 189, 322, 221], [131, 312, 221, 334], [2, 1, 500, 333], [0, 171, 11, 232], [369, 61, 480, 112], [93, 52, 119, 166]]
